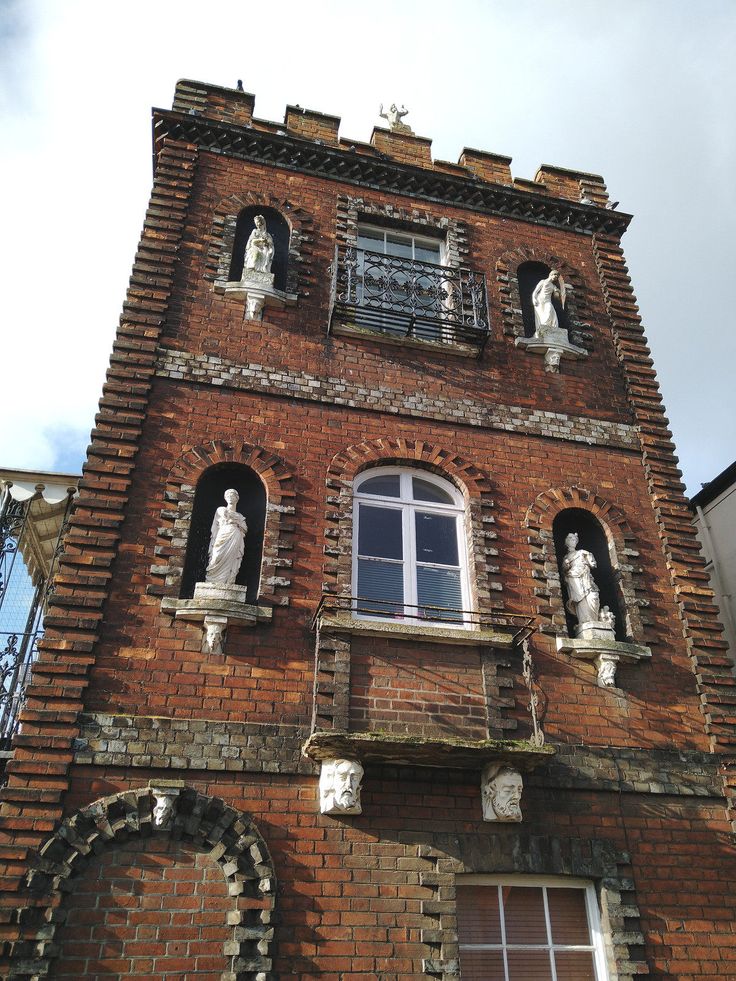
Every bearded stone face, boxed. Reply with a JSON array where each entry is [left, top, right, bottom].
[[482, 765, 523, 822]]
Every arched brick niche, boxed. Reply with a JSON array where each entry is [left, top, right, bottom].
[[417, 831, 647, 981], [323, 437, 503, 612], [335, 194, 470, 269], [11, 788, 276, 981], [496, 246, 591, 349], [524, 485, 648, 641], [149, 440, 295, 606], [206, 191, 314, 296]]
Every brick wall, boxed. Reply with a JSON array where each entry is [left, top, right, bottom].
[[49, 837, 232, 980]]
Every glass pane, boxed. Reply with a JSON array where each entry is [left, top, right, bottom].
[[503, 887, 548, 944], [414, 241, 441, 263], [385, 232, 413, 259], [357, 558, 403, 614], [412, 476, 454, 504], [415, 512, 459, 566], [358, 505, 402, 559], [507, 949, 553, 980], [548, 889, 591, 946], [358, 228, 384, 251], [417, 567, 463, 618], [553, 950, 596, 981], [456, 886, 502, 944], [359, 474, 401, 498], [458, 949, 505, 981]]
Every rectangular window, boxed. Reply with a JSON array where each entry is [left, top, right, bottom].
[[456, 876, 609, 981]]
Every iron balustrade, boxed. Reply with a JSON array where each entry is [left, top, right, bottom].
[[329, 245, 490, 354]]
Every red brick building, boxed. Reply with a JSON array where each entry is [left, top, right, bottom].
[[1, 79, 735, 980]]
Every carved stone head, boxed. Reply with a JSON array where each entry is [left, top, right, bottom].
[[319, 758, 364, 815], [481, 764, 523, 822], [151, 792, 176, 829], [224, 488, 239, 508], [565, 531, 579, 551]]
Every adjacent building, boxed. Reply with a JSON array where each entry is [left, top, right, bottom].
[[1, 80, 734, 980]]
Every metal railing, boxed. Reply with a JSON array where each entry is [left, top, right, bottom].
[[328, 245, 490, 354], [312, 593, 536, 645]]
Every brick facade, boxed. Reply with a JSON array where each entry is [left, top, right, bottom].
[[1, 79, 734, 979]]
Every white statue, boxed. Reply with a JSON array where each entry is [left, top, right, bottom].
[[319, 758, 364, 815], [561, 532, 601, 628], [481, 764, 523, 822], [152, 792, 175, 829], [379, 102, 413, 134], [243, 214, 274, 275], [532, 269, 566, 339], [205, 489, 248, 586]]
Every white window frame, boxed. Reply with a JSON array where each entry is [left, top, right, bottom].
[[356, 223, 446, 265], [455, 874, 610, 981], [352, 467, 470, 625]]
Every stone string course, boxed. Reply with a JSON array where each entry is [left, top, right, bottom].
[[156, 349, 640, 450], [74, 714, 314, 775], [73, 712, 720, 797]]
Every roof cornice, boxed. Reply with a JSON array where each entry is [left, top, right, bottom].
[[152, 109, 632, 237]]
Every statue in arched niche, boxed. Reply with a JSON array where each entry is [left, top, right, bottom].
[[243, 214, 275, 275], [205, 489, 248, 586], [561, 531, 616, 638], [532, 269, 567, 339]]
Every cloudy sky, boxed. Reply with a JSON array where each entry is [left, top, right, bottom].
[[1, 0, 734, 495]]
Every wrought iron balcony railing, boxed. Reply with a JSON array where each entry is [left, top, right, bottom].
[[328, 245, 490, 355]]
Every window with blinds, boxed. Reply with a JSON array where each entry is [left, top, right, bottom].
[[353, 468, 468, 624], [456, 877, 609, 981]]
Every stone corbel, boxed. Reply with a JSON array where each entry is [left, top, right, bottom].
[[515, 328, 588, 373], [556, 632, 651, 688], [215, 269, 297, 321], [161, 581, 272, 653]]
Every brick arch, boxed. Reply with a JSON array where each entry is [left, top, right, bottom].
[[496, 245, 591, 348], [524, 485, 647, 641], [207, 190, 314, 296], [323, 437, 503, 612], [150, 440, 295, 605], [12, 787, 276, 981]]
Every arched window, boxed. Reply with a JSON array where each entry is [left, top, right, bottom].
[[353, 468, 468, 623], [553, 508, 626, 640], [181, 464, 266, 603], [518, 260, 568, 337], [228, 206, 290, 290]]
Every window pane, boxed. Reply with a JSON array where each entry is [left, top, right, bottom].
[[414, 241, 441, 263], [359, 474, 401, 498], [553, 950, 596, 981], [412, 477, 454, 504], [358, 228, 384, 251], [415, 512, 459, 566], [417, 567, 463, 618], [548, 889, 592, 946], [385, 233, 413, 259], [507, 949, 553, 980], [456, 886, 502, 944], [357, 559, 403, 613], [358, 505, 402, 559], [458, 949, 505, 981], [503, 887, 548, 944]]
